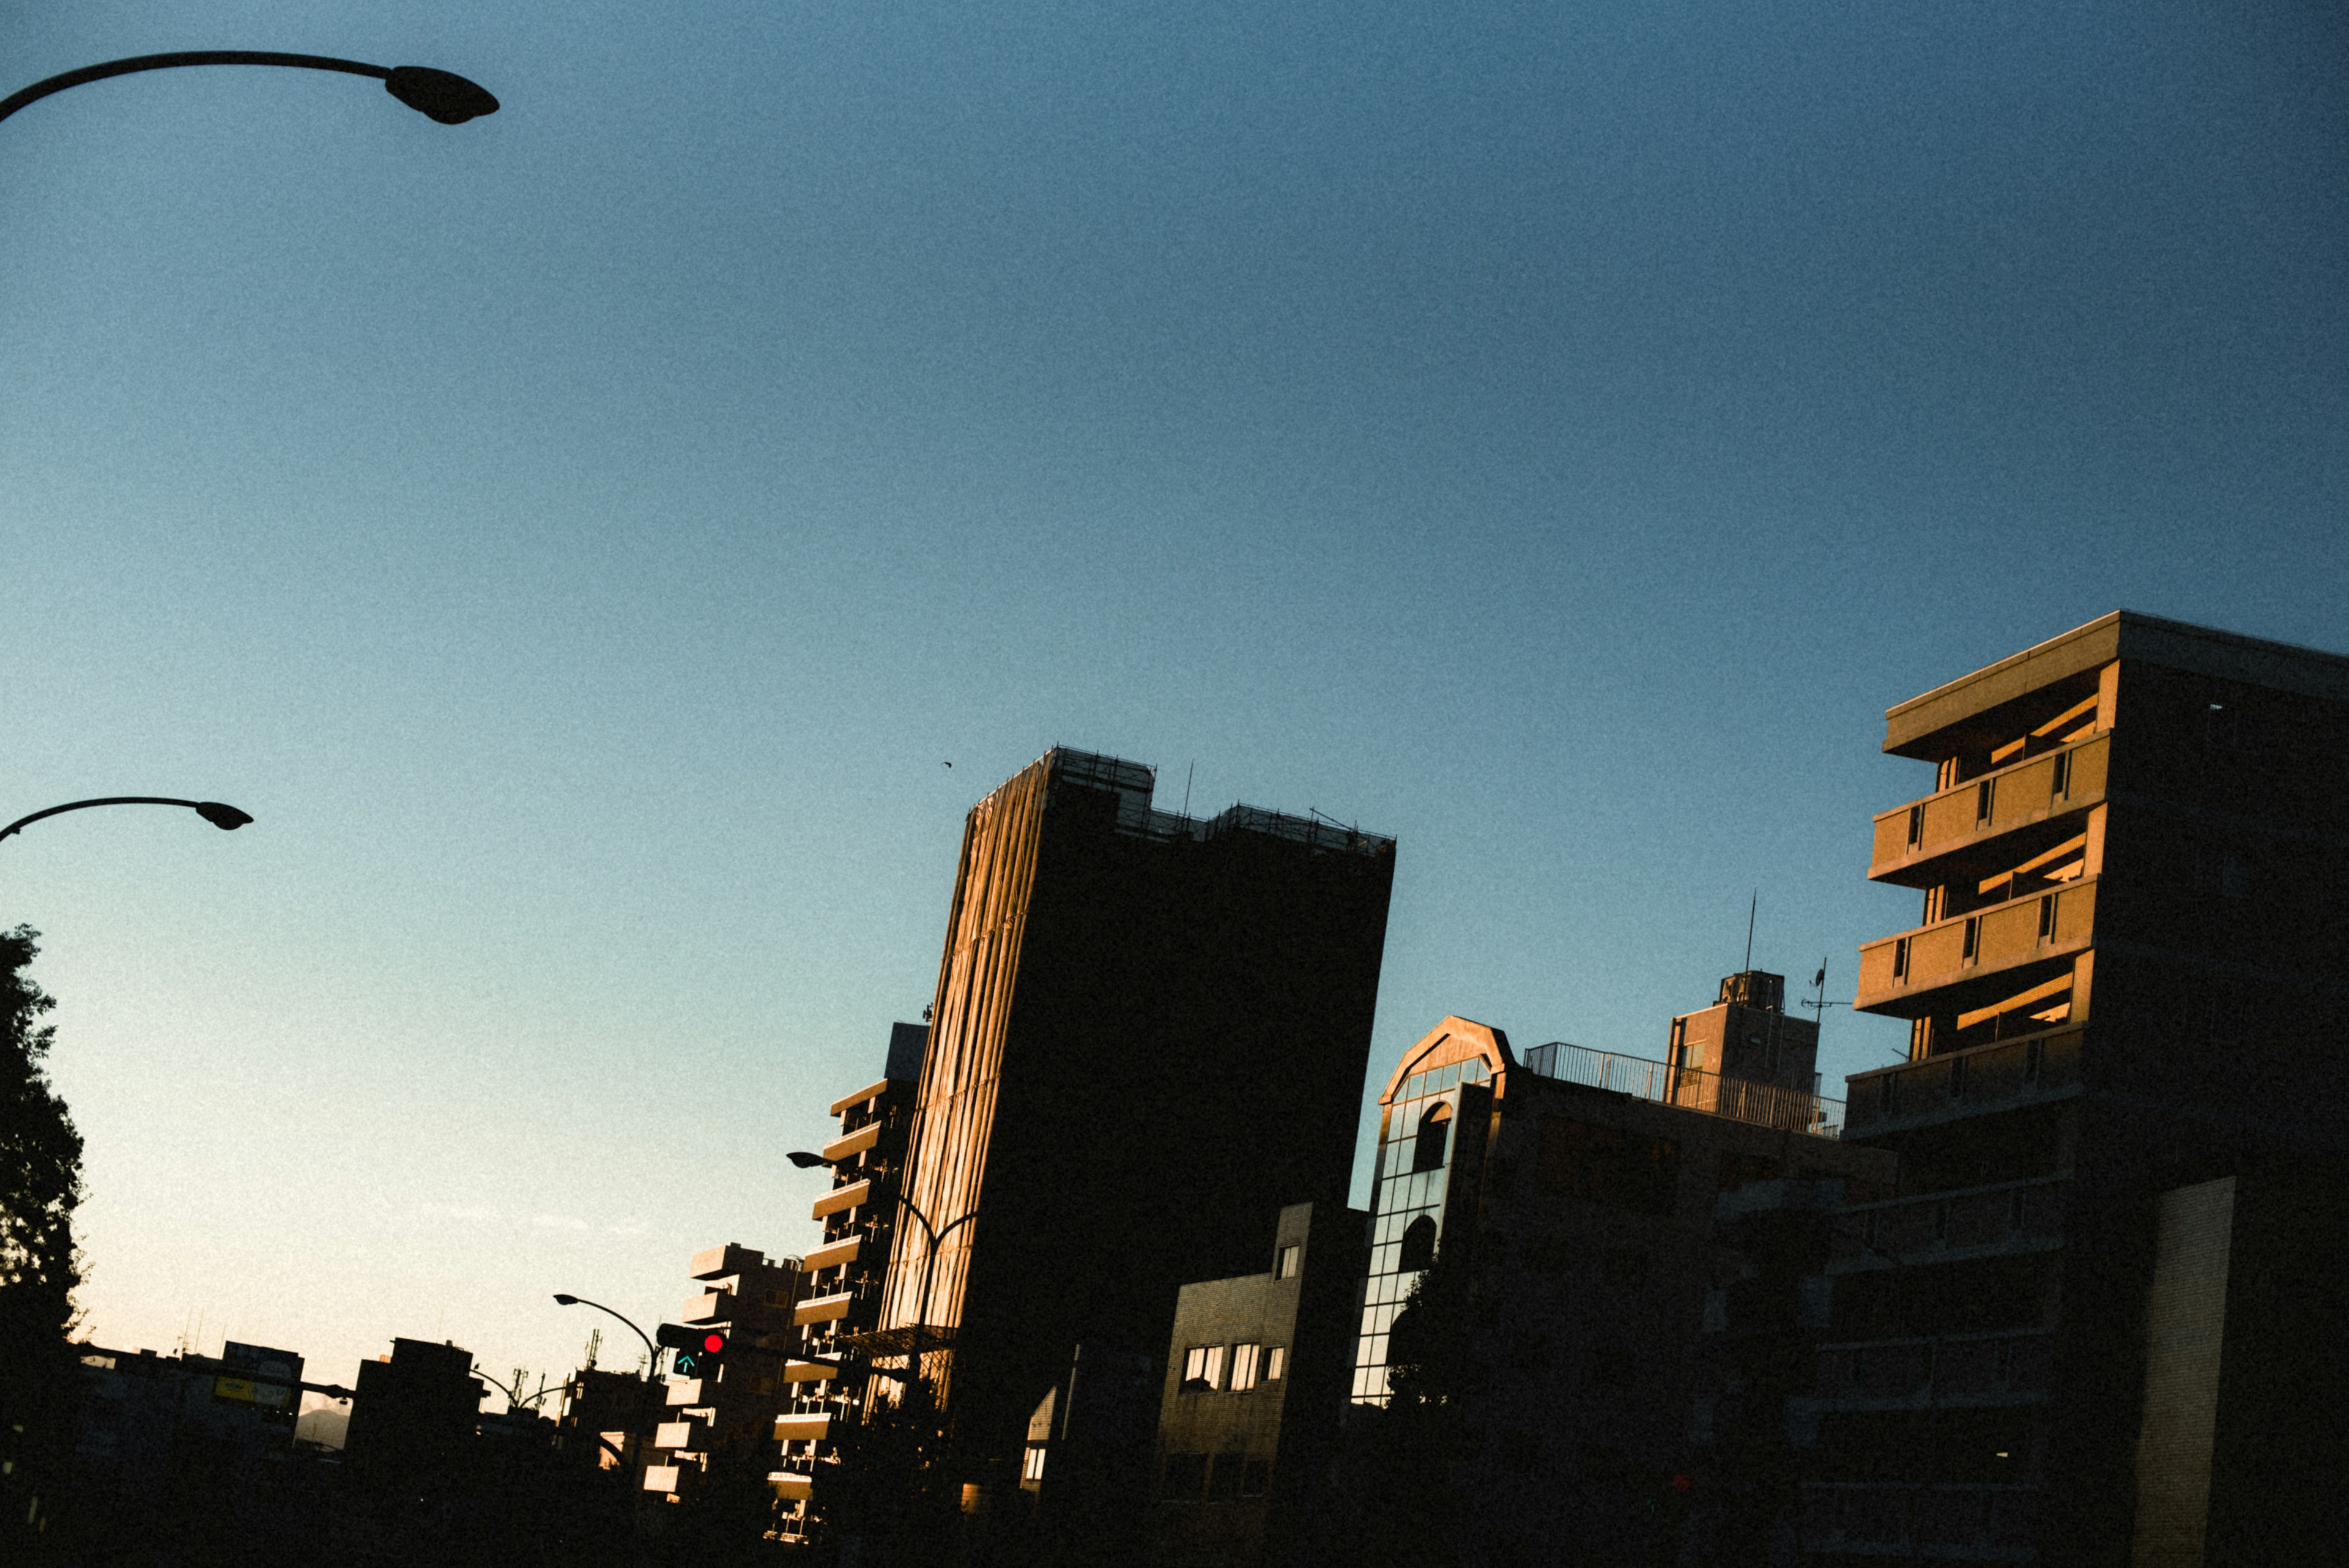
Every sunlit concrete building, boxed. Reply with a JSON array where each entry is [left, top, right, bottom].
[[1814, 612, 2349, 1564], [880, 748, 1397, 1548], [772, 1022, 925, 1540], [644, 1243, 803, 1503]]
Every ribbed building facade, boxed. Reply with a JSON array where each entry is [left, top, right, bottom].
[[880, 748, 1397, 1542]]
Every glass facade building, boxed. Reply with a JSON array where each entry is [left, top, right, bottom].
[[1351, 1056, 1488, 1402]]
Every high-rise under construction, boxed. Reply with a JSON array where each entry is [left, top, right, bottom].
[[880, 748, 1396, 1543]]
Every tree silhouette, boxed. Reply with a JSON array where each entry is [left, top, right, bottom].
[[0, 926, 86, 1548]]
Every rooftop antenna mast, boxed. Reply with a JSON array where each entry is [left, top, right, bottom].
[[1742, 891, 1757, 973], [1800, 956, 1855, 1047]]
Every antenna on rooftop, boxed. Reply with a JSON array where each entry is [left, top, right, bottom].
[[1742, 891, 1757, 973], [1183, 762, 1194, 817], [1799, 955, 1849, 1036]]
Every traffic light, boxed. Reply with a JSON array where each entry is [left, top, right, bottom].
[[655, 1322, 729, 1377]]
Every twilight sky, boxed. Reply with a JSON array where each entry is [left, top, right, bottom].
[[5, 0, 2343, 1402]]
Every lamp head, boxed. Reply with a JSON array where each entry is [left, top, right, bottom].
[[787, 1151, 835, 1170], [195, 802, 253, 831], [385, 65, 499, 124], [552, 1293, 579, 1306]]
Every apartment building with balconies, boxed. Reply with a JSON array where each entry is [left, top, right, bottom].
[[1812, 612, 2349, 1565], [644, 1243, 803, 1505], [771, 1021, 924, 1541]]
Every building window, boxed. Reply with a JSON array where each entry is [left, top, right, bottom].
[[1892, 937, 1910, 981], [1231, 1343, 1261, 1392], [1976, 779, 1994, 827], [1162, 1452, 1208, 1500], [1962, 917, 1980, 962], [1264, 1346, 1286, 1381], [1907, 803, 1925, 849], [1240, 1458, 1270, 1497], [2038, 895, 2055, 941], [1182, 1345, 1225, 1392], [1412, 1102, 1453, 1173], [1022, 1444, 1047, 1482], [2051, 749, 2072, 798], [1275, 1244, 1301, 1280], [1398, 1215, 1439, 1271], [1207, 1452, 1246, 1502]]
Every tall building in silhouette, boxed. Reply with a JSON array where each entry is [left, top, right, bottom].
[[1815, 613, 2349, 1564], [880, 748, 1396, 1534]]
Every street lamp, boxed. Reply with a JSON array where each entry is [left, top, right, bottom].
[[786, 1150, 978, 1391], [1, 797, 253, 847], [552, 1293, 663, 1382], [1, 52, 498, 129]]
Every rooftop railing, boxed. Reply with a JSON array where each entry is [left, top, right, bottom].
[[1521, 1041, 1845, 1139]]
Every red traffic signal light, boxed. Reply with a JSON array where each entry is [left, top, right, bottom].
[[655, 1323, 728, 1377]]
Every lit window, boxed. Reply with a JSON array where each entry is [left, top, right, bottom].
[[1264, 1346, 1286, 1381], [1275, 1244, 1301, 1280], [1022, 1444, 1047, 1482], [1202, 1344, 1225, 1390], [1231, 1344, 1261, 1392]]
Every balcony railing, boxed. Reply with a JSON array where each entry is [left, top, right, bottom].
[[1844, 1029, 2082, 1133], [1869, 730, 2108, 880], [1521, 1041, 1844, 1139], [1856, 879, 2095, 1011]]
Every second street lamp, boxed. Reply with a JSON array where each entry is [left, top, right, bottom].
[[1, 797, 252, 847], [552, 1293, 662, 1382], [787, 1149, 978, 1393]]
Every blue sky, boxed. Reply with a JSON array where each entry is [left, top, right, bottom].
[[5, 0, 2342, 1399]]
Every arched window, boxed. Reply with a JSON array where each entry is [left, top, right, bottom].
[[1412, 1102, 1452, 1173], [1398, 1215, 1438, 1271]]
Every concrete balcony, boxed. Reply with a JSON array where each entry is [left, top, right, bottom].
[[1868, 731, 2109, 886], [1845, 1030, 2082, 1136], [654, 1419, 708, 1451], [1855, 879, 2095, 1017], [665, 1378, 707, 1406], [802, 1234, 859, 1273], [773, 1411, 831, 1443], [794, 1290, 855, 1327], [644, 1464, 683, 1495], [769, 1472, 814, 1502], [680, 1290, 733, 1325], [811, 1178, 872, 1221], [823, 1121, 881, 1163], [782, 1359, 839, 1383]]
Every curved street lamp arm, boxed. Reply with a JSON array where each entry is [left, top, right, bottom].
[[1, 52, 497, 128], [552, 1295, 661, 1378], [0, 52, 387, 124], [0, 797, 250, 844]]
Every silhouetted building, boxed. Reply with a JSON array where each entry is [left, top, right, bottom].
[[773, 1020, 926, 1540], [880, 748, 1397, 1543], [344, 1338, 483, 1481], [646, 1243, 803, 1503], [1820, 612, 2349, 1564], [70, 1342, 308, 1502], [1343, 1013, 1888, 1566], [555, 1365, 662, 1487], [1145, 1201, 1366, 1568]]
